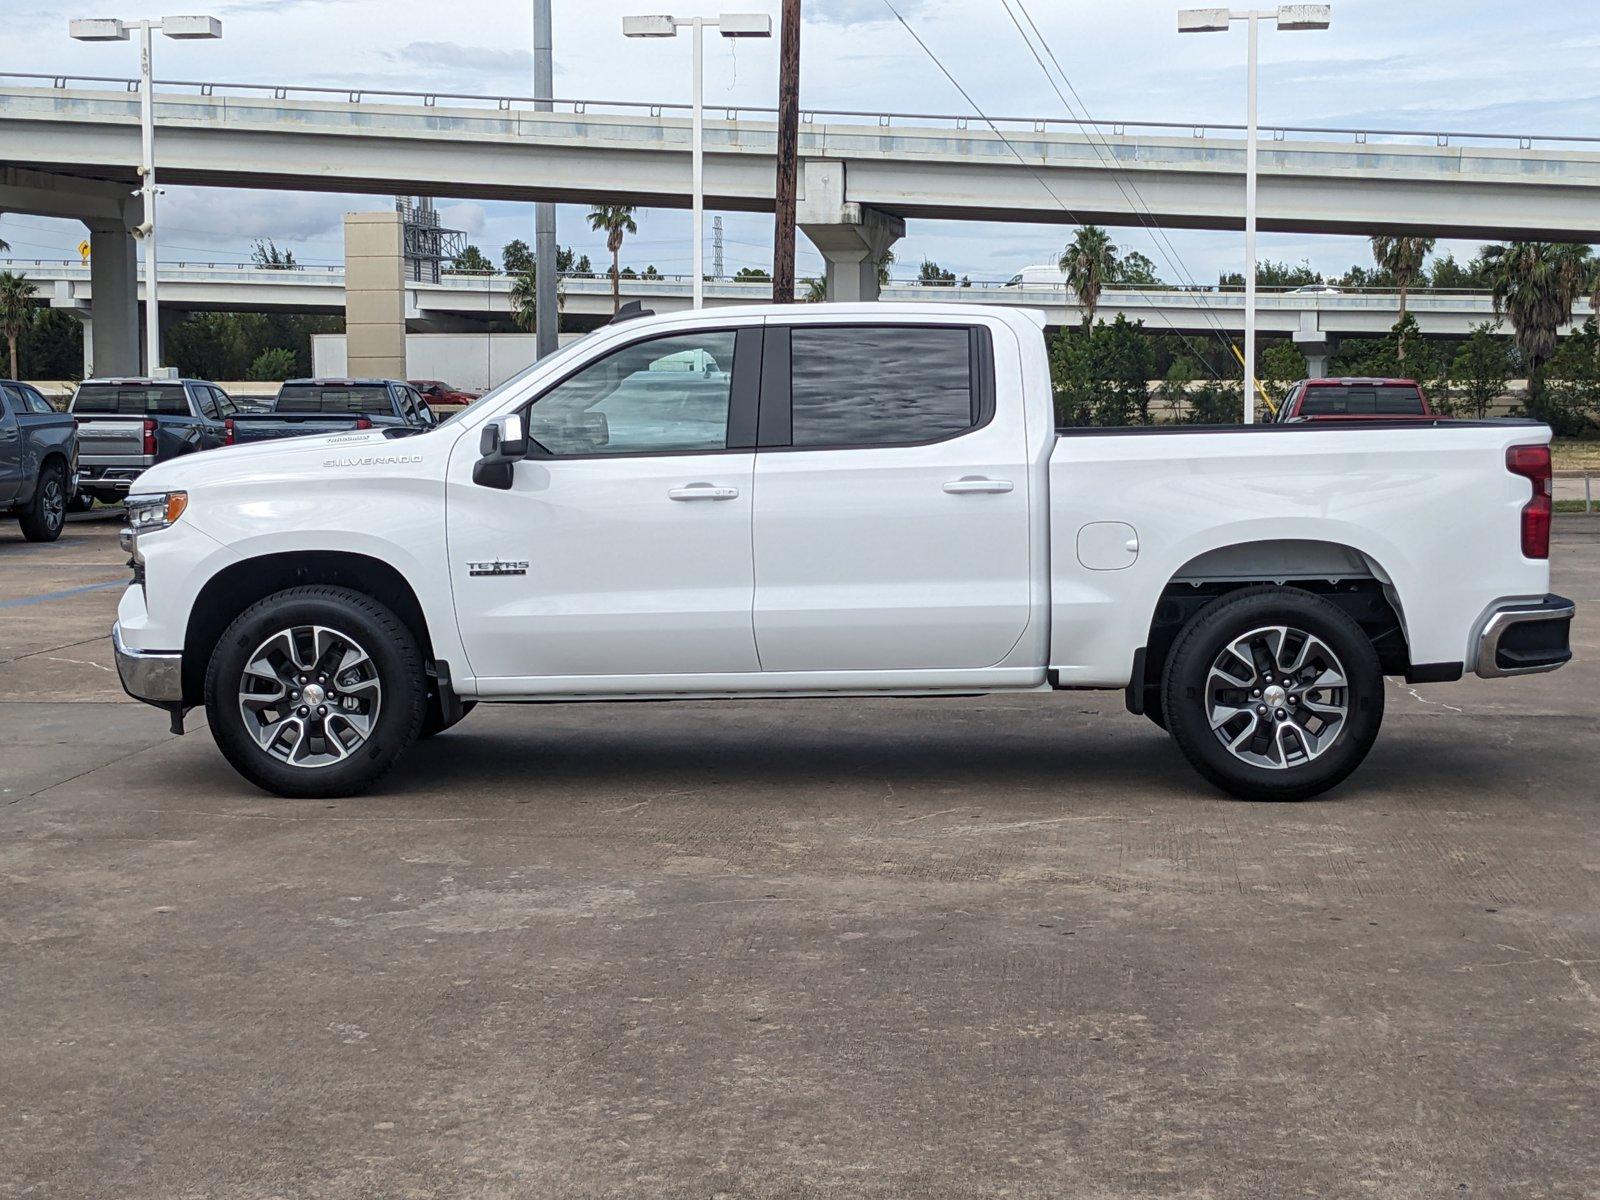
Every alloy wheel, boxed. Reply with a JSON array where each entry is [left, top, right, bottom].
[[1204, 624, 1349, 770], [237, 624, 382, 769]]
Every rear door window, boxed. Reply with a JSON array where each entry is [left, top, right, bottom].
[[1299, 385, 1424, 416], [72, 384, 189, 415], [785, 325, 981, 448]]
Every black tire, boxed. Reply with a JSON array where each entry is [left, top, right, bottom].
[[19, 461, 67, 542], [418, 699, 477, 739], [204, 585, 427, 798], [1161, 585, 1383, 802]]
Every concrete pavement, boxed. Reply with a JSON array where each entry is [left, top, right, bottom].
[[2, 518, 1597, 1198]]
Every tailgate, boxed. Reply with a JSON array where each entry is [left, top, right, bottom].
[[74, 416, 147, 463]]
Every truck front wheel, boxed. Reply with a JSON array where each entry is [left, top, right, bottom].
[[204, 586, 428, 798], [1161, 586, 1384, 802], [19, 461, 67, 542]]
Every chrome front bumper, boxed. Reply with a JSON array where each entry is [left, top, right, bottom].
[[112, 621, 184, 704], [1474, 595, 1575, 678]]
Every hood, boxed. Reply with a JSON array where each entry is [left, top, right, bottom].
[[133, 426, 453, 494]]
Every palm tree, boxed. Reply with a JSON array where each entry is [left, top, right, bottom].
[[802, 276, 828, 303], [1059, 225, 1117, 330], [586, 205, 637, 313], [1369, 236, 1436, 359], [509, 266, 564, 333], [1482, 241, 1593, 403], [0, 271, 38, 379]]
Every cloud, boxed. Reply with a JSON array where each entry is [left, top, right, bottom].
[[438, 202, 488, 237], [386, 41, 533, 78]]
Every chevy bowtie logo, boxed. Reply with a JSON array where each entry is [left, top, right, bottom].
[[467, 560, 530, 577]]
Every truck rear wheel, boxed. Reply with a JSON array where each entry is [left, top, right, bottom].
[[1161, 586, 1383, 802], [19, 461, 67, 542], [204, 586, 427, 798]]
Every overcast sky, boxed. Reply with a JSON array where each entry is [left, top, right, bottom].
[[3, 0, 1598, 285]]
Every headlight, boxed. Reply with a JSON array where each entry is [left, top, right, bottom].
[[121, 491, 188, 555]]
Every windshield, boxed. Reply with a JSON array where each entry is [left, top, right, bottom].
[[433, 330, 605, 428]]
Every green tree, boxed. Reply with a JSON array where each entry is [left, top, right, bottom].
[[1221, 259, 1321, 289], [1047, 315, 1155, 426], [586, 205, 638, 314], [0, 271, 39, 378], [19, 308, 83, 380], [1451, 321, 1514, 420], [250, 238, 297, 269], [1114, 250, 1162, 287], [641, 265, 663, 281], [1259, 342, 1307, 411], [1369, 236, 1436, 346], [501, 239, 533, 274], [802, 276, 828, 303], [1428, 249, 1492, 291], [876, 247, 896, 288], [734, 266, 771, 282], [1060, 225, 1117, 329], [246, 347, 298, 381], [918, 258, 956, 286], [1482, 241, 1593, 411], [449, 244, 494, 274]]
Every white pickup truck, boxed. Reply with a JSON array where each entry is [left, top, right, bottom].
[[111, 303, 1573, 802]]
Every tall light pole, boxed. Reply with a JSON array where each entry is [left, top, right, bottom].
[[623, 13, 772, 309], [70, 14, 222, 377], [1179, 5, 1329, 423], [532, 0, 558, 359]]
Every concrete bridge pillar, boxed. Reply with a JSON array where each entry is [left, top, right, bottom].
[[85, 219, 141, 377], [798, 161, 904, 302], [1293, 312, 1335, 378]]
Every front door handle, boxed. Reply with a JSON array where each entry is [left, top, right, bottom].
[[668, 483, 740, 501], [943, 478, 1014, 495]]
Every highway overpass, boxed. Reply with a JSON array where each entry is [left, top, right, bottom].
[[21, 259, 1590, 377], [6, 70, 1599, 373]]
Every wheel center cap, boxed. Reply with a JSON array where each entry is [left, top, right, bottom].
[[302, 683, 326, 707], [1263, 684, 1287, 708]]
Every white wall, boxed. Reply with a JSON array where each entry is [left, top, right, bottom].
[[311, 333, 583, 390]]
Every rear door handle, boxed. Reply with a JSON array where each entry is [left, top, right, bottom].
[[668, 483, 740, 501], [943, 478, 1014, 495]]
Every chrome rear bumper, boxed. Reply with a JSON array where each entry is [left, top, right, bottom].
[[1474, 595, 1575, 678], [112, 621, 184, 704]]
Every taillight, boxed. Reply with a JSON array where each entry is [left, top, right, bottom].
[[142, 417, 157, 457], [354, 416, 373, 430], [1506, 443, 1552, 559], [224, 417, 235, 445]]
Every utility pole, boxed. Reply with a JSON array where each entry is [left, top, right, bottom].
[[771, 0, 800, 302], [533, 0, 558, 358]]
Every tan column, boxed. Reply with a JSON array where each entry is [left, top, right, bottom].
[[343, 211, 406, 379]]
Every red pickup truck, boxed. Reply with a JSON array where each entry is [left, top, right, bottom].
[[1275, 377, 1435, 422]]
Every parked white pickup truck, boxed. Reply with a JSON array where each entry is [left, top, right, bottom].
[[111, 303, 1573, 802]]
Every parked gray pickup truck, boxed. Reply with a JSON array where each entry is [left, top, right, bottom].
[[224, 379, 439, 445], [69, 378, 238, 505], [1, 379, 78, 542]]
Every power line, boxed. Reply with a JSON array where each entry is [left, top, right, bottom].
[[880, 0, 1226, 377], [1000, 0, 1241, 368]]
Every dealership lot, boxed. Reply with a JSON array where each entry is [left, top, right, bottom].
[[3, 517, 1598, 1197]]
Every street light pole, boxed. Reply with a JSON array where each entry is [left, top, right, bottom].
[[533, 0, 558, 359], [70, 14, 221, 377], [1179, 5, 1330, 423], [623, 13, 772, 310]]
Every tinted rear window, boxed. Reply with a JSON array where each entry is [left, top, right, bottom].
[[72, 384, 189, 415], [788, 326, 977, 448], [1300, 385, 1425, 416], [275, 385, 394, 415]]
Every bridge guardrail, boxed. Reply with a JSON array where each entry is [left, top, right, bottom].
[[3, 70, 1597, 152]]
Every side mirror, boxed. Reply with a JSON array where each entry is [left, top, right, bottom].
[[473, 413, 530, 490]]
